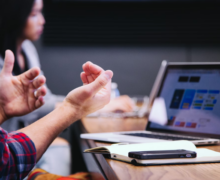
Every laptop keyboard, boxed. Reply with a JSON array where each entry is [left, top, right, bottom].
[[123, 133, 203, 141]]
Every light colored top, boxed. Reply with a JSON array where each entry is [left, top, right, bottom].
[[0, 40, 65, 132]]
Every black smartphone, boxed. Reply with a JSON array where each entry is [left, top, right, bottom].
[[128, 149, 197, 160]]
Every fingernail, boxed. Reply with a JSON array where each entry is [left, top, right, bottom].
[[104, 72, 110, 80]]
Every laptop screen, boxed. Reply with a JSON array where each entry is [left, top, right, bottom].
[[147, 64, 220, 138]]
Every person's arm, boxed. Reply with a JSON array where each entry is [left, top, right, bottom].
[[0, 50, 48, 179], [0, 127, 36, 180], [19, 62, 113, 161]]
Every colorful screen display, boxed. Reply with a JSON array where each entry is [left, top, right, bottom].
[[149, 68, 220, 136]]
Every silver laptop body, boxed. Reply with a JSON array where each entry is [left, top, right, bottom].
[[81, 61, 220, 145]]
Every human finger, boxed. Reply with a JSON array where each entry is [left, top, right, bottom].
[[87, 74, 95, 83], [104, 70, 113, 92], [19, 67, 41, 86], [120, 98, 134, 112], [35, 96, 45, 108], [83, 61, 104, 76], [89, 63, 104, 80], [80, 72, 89, 85], [83, 62, 104, 82], [114, 106, 131, 112], [2, 50, 15, 76], [35, 86, 47, 98], [32, 75, 46, 89], [89, 62, 104, 75], [82, 62, 92, 76], [120, 95, 134, 108], [85, 70, 113, 98], [122, 103, 134, 112]]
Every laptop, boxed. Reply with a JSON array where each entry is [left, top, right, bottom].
[[81, 61, 220, 145]]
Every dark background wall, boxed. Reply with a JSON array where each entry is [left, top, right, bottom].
[[34, 42, 220, 97], [34, 1, 220, 97]]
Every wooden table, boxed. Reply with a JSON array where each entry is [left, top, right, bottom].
[[79, 117, 220, 180]]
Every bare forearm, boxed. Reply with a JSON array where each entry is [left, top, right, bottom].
[[18, 102, 79, 161]]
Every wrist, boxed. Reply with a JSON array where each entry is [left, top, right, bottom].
[[58, 100, 83, 124]]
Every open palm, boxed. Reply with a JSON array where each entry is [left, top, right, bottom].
[[64, 62, 113, 119], [0, 50, 47, 121]]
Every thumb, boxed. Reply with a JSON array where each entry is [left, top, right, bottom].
[[2, 50, 15, 76], [87, 70, 113, 96]]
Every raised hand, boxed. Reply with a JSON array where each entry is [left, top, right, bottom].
[[0, 50, 47, 122], [64, 62, 113, 119], [81, 62, 134, 113]]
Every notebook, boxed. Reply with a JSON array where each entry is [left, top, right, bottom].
[[81, 61, 220, 145], [84, 141, 220, 165]]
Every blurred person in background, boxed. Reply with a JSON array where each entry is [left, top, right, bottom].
[[0, 0, 133, 176]]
